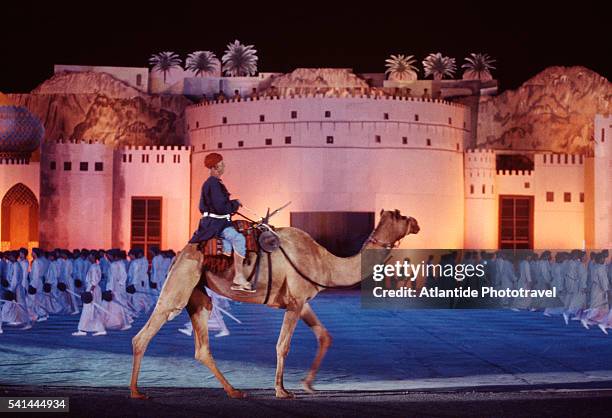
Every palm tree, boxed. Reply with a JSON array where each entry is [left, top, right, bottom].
[[186, 51, 219, 77], [385, 54, 418, 81], [149, 51, 182, 83], [222, 40, 258, 77], [422, 53, 457, 80], [462, 53, 496, 81]]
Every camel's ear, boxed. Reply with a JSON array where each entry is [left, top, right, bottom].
[[380, 209, 384, 217]]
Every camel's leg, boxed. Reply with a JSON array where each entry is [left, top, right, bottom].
[[275, 308, 301, 399], [188, 287, 247, 399], [129, 307, 175, 399], [300, 303, 332, 394], [130, 244, 203, 399]]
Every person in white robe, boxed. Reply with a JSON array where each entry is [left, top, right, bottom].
[[78, 251, 92, 292], [126, 249, 154, 315], [149, 247, 165, 294], [27, 249, 49, 322], [583, 252, 609, 332], [39, 251, 64, 315], [1, 252, 31, 329], [531, 253, 550, 310], [137, 252, 156, 308], [564, 250, 588, 324], [102, 250, 133, 331], [72, 251, 106, 336], [494, 252, 516, 307], [160, 250, 175, 290], [543, 252, 566, 316], [99, 250, 111, 290], [17, 248, 35, 321], [58, 250, 80, 315], [178, 288, 231, 338], [512, 253, 533, 310], [71, 250, 84, 295]]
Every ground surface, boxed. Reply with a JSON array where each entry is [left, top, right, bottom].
[[2, 385, 612, 417], [1, 291, 612, 416]]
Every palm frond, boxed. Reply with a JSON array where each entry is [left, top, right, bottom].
[[222, 40, 258, 77], [149, 51, 182, 82], [422, 53, 457, 80], [461, 53, 496, 80], [385, 54, 418, 81], [186, 51, 219, 77]]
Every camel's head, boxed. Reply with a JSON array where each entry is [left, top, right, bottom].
[[372, 209, 420, 247]]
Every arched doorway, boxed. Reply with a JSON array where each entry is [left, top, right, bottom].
[[1, 183, 39, 251]]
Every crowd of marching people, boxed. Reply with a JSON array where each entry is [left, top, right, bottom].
[[466, 249, 612, 334], [0, 247, 178, 336], [0, 246, 237, 338]]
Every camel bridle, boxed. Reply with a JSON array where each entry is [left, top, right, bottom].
[[366, 235, 402, 249]]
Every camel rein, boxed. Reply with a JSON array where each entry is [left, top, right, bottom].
[[245, 224, 400, 300], [275, 233, 397, 291]]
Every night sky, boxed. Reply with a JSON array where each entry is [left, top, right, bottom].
[[2, 1, 609, 93]]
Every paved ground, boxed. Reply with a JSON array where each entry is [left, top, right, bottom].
[[3, 385, 612, 417], [1, 290, 612, 416]]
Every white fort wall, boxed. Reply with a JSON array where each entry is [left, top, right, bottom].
[[187, 96, 470, 249], [464, 149, 497, 249], [533, 154, 585, 249], [40, 141, 113, 249], [114, 145, 192, 252], [591, 114, 612, 249]]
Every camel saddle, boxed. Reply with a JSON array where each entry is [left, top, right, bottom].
[[200, 220, 259, 256], [199, 220, 260, 273]]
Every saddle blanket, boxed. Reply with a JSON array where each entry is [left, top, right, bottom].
[[200, 220, 259, 256]]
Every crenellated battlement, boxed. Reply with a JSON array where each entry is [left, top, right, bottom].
[[465, 148, 496, 168], [118, 144, 192, 165], [465, 148, 495, 154], [0, 156, 31, 164], [120, 145, 192, 152], [535, 153, 584, 166], [49, 140, 193, 153], [188, 93, 466, 109], [496, 169, 533, 176]]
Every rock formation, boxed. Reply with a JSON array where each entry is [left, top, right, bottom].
[[268, 68, 369, 95], [477, 66, 611, 154], [8, 72, 191, 147]]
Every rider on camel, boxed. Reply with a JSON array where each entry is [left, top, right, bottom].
[[189, 153, 255, 293]]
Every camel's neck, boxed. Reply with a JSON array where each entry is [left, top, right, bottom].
[[323, 242, 392, 287]]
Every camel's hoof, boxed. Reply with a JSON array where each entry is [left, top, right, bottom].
[[130, 391, 150, 400], [275, 389, 295, 399], [301, 379, 316, 394], [227, 389, 247, 399]]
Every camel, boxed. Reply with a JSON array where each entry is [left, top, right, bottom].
[[129, 209, 420, 399]]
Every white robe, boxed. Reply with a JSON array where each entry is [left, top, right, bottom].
[[128, 258, 154, 315], [543, 260, 565, 313], [27, 258, 48, 318], [586, 263, 609, 323], [58, 259, 80, 313], [1, 262, 30, 325], [513, 260, 533, 309], [40, 260, 64, 314], [565, 260, 588, 315], [150, 255, 165, 293], [159, 257, 173, 290], [103, 261, 133, 330], [77, 264, 105, 333]]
